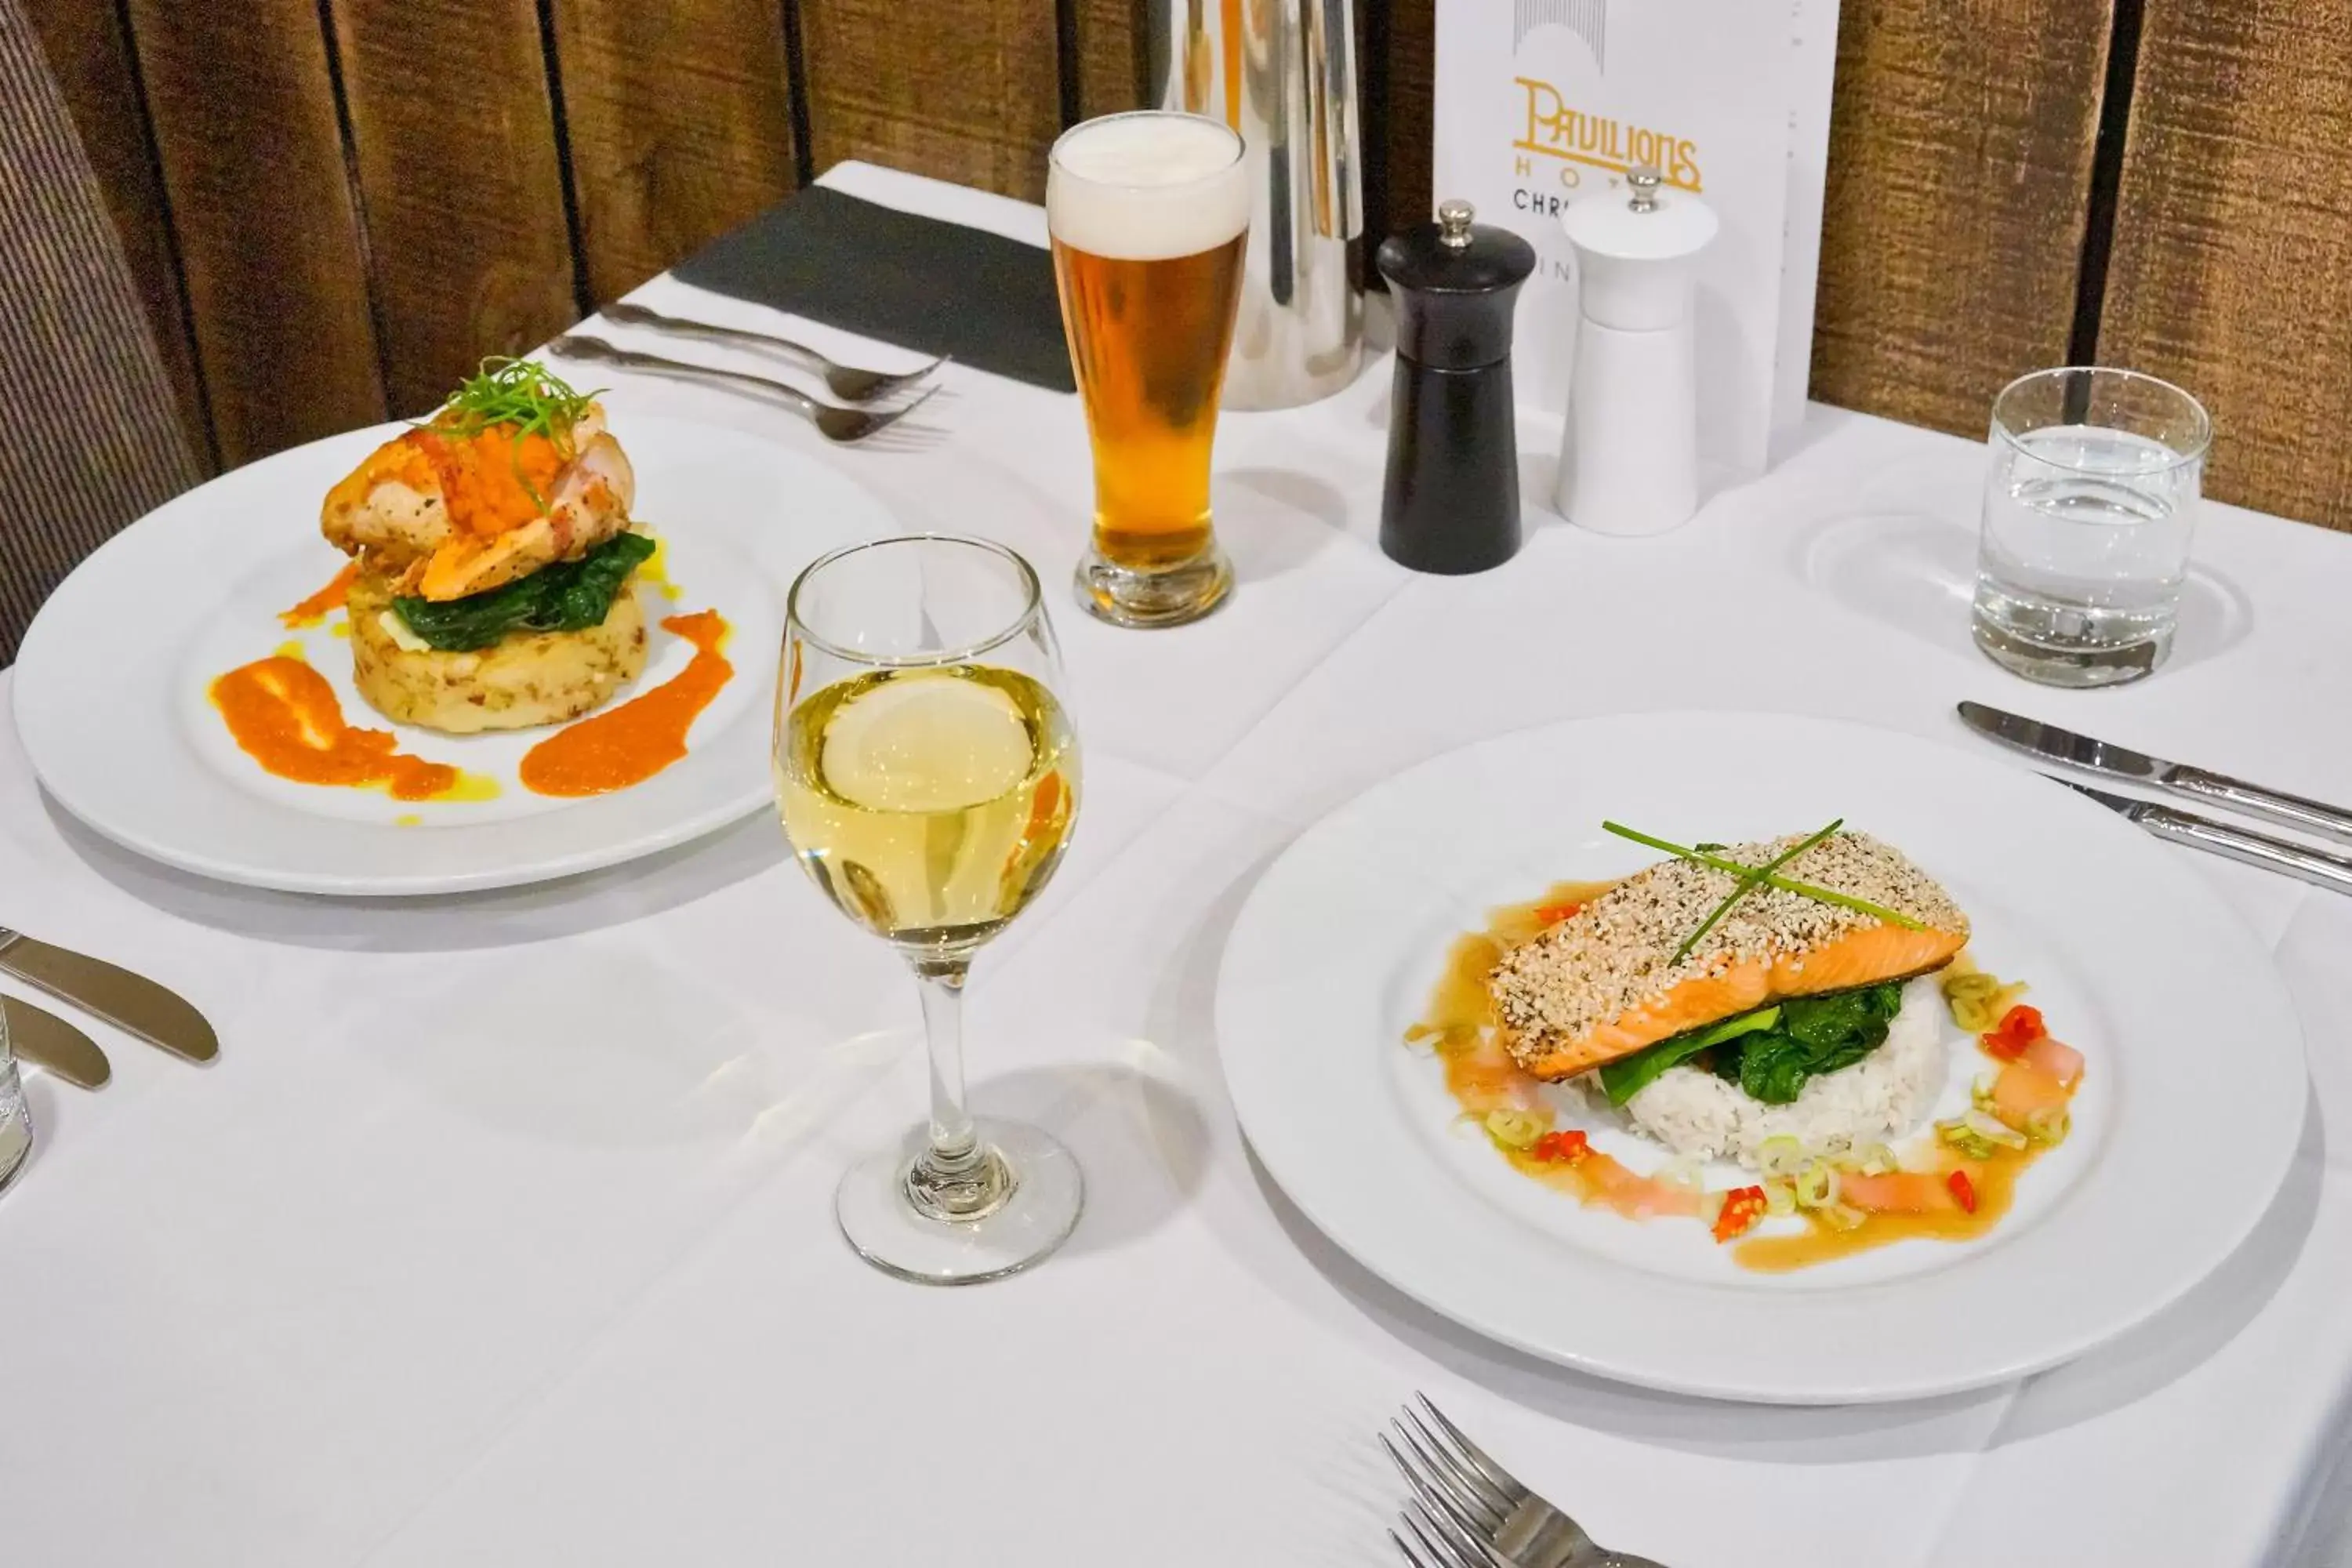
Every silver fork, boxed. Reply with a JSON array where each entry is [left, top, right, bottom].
[[548, 336, 937, 445], [600, 301, 947, 403], [1384, 1395, 1668, 1568]]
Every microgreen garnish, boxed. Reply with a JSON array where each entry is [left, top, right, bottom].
[[1600, 821, 1926, 939], [1668, 817, 1843, 963], [422, 357, 603, 451], [411, 357, 604, 512]]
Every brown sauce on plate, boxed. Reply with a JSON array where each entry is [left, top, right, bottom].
[[1733, 1146, 2034, 1271]]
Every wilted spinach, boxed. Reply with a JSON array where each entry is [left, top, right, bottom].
[[1597, 982, 1907, 1108], [391, 532, 655, 652]]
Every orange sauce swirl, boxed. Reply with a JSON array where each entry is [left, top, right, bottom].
[[518, 610, 732, 797], [209, 655, 460, 800], [279, 561, 358, 627]]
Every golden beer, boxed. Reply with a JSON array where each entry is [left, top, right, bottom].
[[1048, 112, 1249, 626]]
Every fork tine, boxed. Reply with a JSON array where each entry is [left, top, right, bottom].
[[1388, 1526, 1439, 1568], [886, 354, 950, 389], [1401, 1506, 1493, 1568], [1402, 1405, 1516, 1516], [1382, 1430, 1504, 1544], [1409, 1500, 1508, 1568], [1393, 1417, 1506, 1532], [1414, 1394, 1529, 1502], [865, 385, 938, 434]]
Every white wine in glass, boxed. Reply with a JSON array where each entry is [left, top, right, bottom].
[[778, 666, 1076, 953], [775, 536, 1084, 1283]]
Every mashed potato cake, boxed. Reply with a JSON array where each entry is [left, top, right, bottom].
[[347, 569, 647, 735]]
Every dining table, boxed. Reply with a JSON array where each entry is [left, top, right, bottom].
[[5, 161, 2352, 1568]]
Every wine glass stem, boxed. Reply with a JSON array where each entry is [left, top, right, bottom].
[[906, 959, 1013, 1222]]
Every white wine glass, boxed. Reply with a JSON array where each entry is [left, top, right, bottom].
[[775, 535, 1083, 1283]]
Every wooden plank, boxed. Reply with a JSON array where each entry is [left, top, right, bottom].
[[2096, 0, 2352, 530], [550, 0, 799, 304], [800, 0, 1062, 201], [122, 0, 384, 466], [20, 0, 212, 468], [1809, 0, 2113, 438], [1375, 0, 1436, 240], [1069, 0, 1148, 120], [325, 0, 579, 416]]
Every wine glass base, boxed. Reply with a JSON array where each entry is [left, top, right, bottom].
[[836, 1116, 1085, 1285], [1073, 545, 1232, 628]]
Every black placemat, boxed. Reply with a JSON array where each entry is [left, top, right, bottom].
[[671, 185, 1076, 394]]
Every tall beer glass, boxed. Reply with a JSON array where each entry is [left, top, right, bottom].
[[1048, 111, 1248, 628]]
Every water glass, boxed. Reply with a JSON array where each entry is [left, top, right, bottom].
[[0, 1004, 31, 1194], [1970, 366, 2212, 687]]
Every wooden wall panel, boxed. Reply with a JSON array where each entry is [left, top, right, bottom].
[[1374, 0, 1435, 241], [800, 0, 1062, 201], [2096, 0, 2352, 530], [1070, 0, 1148, 121], [20, 0, 211, 468], [1809, 0, 2113, 437], [326, 0, 577, 416], [122, 0, 384, 466], [550, 0, 799, 305]]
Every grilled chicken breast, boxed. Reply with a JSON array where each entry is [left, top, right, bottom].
[[321, 404, 635, 601], [1490, 832, 1968, 1081]]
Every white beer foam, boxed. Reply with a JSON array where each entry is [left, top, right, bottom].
[[1047, 113, 1249, 262]]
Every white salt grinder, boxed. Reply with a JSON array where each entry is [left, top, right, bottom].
[[1553, 168, 1719, 536]]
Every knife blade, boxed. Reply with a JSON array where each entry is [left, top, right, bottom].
[[2047, 775, 2352, 897], [1961, 701, 2352, 846], [0, 930, 217, 1063], [2, 996, 111, 1089]]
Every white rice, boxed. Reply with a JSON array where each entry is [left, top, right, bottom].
[[1591, 976, 1947, 1169]]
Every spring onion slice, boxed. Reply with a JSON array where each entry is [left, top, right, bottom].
[[1483, 1108, 1546, 1151]]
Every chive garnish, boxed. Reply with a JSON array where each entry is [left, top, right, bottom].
[[1600, 821, 1926, 937], [1668, 817, 1845, 963], [424, 356, 603, 448], [412, 357, 604, 511]]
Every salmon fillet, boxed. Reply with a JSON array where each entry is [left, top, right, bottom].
[[1489, 832, 1968, 1081]]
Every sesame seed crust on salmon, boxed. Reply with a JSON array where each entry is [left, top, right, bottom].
[[1490, 832, 1969, 1082]]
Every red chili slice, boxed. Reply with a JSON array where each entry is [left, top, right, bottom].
[[1532, 1130, 1591, 1163], [1947, 1169, 1978, 1214], [1983, 1004, 2048, 1061], [1712, 1185, 1767, 1242]]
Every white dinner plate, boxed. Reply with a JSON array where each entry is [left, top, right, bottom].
[[1216, 712, 2308, 1403], [13, 416, 893, 895]]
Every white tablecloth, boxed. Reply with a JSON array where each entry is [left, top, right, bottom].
[[5, 162, 2351, 1566]]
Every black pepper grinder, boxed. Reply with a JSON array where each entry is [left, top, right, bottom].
[[1375, 199, 1538, 575]]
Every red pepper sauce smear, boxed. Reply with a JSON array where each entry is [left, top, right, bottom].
[[209, 655, 458, 800], [279, 561, 358, 628], [519, 610, 732, 797]]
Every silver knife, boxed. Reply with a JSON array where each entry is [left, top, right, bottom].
[[2, 996, 111, 1089], [0, 929, 217, 1063], [1962, 701, 2352, 846], [2048, 776, 2352, 896]]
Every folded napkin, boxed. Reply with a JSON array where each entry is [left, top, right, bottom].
[[670, 185, 1077, 394]]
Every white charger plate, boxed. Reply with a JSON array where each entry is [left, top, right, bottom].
[[1215, 712, 2308, 1403], [12, 416, 892, 895]]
